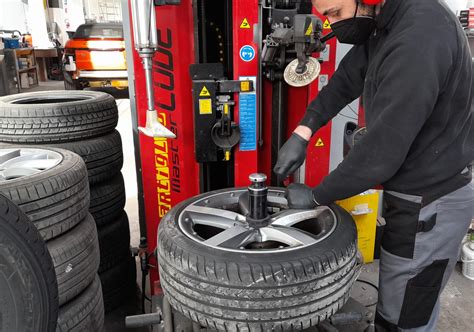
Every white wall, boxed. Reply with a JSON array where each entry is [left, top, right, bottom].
[[66, 0, 86, 31], [48, 0, 85, 45], [28, 0, 51, 48], [0, 0, 50, 48], [83, 0, 122, 22], [0, 0, 29, 33], [1, 0, 85, 47], [443, 0, 469, 12]]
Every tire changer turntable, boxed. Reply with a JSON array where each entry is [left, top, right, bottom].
[[124, 0, 374, 330]]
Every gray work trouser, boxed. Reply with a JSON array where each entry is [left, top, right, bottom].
[[375, 180, 473, 332]]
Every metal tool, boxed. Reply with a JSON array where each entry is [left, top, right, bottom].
[[283, 14, 324, 87], [284, 57, 321, 87], [130, 0, 176, 138]]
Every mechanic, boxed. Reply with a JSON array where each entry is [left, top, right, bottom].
[[274, 0, 474, 331]]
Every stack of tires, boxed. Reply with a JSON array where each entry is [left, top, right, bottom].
[[0, 91, 136, 315], [0, 147, 103, 331]]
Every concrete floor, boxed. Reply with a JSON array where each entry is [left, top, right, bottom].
[[26, 82, 474, 331]]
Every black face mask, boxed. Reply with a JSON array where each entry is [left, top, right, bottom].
[[330, 4, 376, 45]]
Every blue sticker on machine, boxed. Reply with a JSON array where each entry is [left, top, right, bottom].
[[239, 92, 257, 151], [239, 45, 256, 62]]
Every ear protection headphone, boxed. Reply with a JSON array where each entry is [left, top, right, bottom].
[[362, 0, 382, 4]]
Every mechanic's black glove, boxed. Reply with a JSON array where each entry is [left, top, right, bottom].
[[285, 183, 320, 209], [273, 133, 309, 178]]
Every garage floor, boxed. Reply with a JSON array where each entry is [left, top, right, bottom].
[[25, 83, 474, 331]]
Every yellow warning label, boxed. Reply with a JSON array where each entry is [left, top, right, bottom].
[[305, 24, 313, 36], [240, 18, 251, 29], [199, 99, 212, 115], [200, 86, 211, 97], [315, 138, 325, 147], [323, 19, 331, 30], [241, 81, 250, 92]]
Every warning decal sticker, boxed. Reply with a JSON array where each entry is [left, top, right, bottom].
[[200, 86, 211, 97], [240, 18, 251, 29]]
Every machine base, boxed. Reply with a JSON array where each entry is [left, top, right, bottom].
[[127, 293, 375, 332]]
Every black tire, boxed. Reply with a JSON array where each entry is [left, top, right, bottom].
[[97, 210, 131, 273], [90, 173, 126, 227], [0, 194, 58, 332], [0, 147, 90, 241], [158, 188, 360, 331], [63, 72, 79, 90], [48, 213, 100, 306], [99, 252, 137, 313], [0, 90, 118, 143], [0, 130, 125, 185], [56, 275, 105, 332], [56, 130, 123, 184]]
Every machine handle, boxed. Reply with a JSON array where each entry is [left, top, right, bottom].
[[125, 312, 162, 328]]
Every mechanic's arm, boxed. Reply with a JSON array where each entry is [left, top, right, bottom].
[[312, 41, 449, 205], [274, 45, 368, 176], [299, 44, 369, 135]]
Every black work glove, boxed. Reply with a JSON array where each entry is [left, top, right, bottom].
[[285, 183, 320, 209], [273, 133, 309, 178]]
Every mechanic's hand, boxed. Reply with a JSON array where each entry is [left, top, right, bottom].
[[285, 183, 319, 209], [273, 133, 309, 178]]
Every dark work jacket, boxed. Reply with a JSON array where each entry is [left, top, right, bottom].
[[300, 0, 473, 206]]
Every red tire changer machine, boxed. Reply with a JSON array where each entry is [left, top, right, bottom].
[[124, 0, 368, 329]]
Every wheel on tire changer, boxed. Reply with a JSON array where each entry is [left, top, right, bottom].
[[158, 187, 360, 331]]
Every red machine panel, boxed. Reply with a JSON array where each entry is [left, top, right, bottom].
[[305, 16, 337, 187], [129, 0, 199, 288], [232, 0, 260, 186]]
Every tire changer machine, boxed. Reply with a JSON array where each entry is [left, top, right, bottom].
[[124, 0, 374, 330]]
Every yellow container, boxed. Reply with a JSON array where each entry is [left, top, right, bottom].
[[337, 190, 379, 263]]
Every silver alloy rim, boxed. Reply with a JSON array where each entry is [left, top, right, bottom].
[[0, 149, 63, 181], [178, 189, 337, 253]]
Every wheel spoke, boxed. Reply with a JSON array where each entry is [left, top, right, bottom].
[[259, 226, 316, 247], [271, 207, 327, 227], [4, 158, 61, 171], [0, 149, 20, 164], [0, 149, 62, 183], [238, 191, 250, 216], [185, 205, 246, 229], [0, 167, 42, 180], [204, 226, 254, 247]]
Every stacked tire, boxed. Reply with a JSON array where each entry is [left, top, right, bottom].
[[0, 91, 136, 315], [0, 147, 104, 331], [0, 193, 58, 332]]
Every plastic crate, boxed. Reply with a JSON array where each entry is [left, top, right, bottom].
[[3, 38, 20, 49]]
